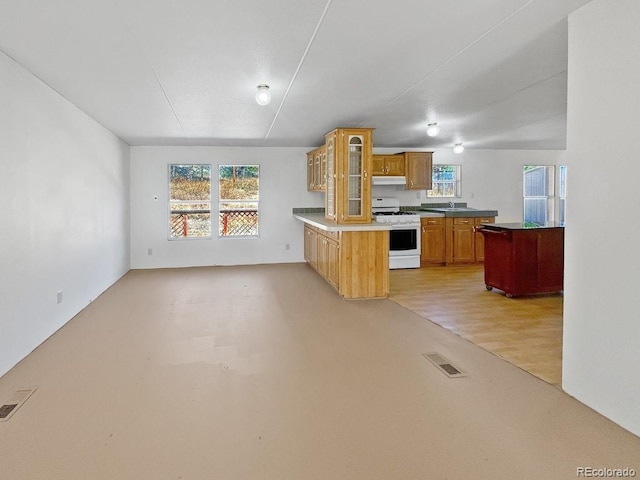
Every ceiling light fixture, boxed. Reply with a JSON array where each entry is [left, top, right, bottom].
[[453, 143, 464, 154], [255, 84, 271, 106], [426, 123, 440, 137]]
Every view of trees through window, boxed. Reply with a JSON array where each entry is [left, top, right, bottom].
[[169, 164, 211, 238], [219, 165, 259, 237], [428, 165, 461, 197]]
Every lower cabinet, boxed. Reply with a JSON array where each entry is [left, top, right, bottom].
[[304, 225, 318, 269], [445, 216, 495, 265], [303, 224, 389, 299], [421, 217, 445, 266], [316, 230, 340, 289], [450, 217, 475, 264]]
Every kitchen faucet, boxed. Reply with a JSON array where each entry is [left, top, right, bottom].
[[449, 201, 455, 208]]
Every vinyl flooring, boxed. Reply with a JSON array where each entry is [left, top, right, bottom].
[[389, 265, 563, 386], [0, 264, 638, 479]]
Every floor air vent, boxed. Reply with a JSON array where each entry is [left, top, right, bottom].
[[423, 353, 466, 378], [0, 387, 37, 422]]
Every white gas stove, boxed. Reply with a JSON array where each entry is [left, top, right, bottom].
[[372, 198, 421, 269]]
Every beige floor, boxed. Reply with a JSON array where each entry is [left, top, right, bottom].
[[1, 264, 639, 479]]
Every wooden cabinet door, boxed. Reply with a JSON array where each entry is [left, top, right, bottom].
[[324, 132, 337, 220], [451, 218, 475, 263], [304, 225, 318, 269], [317, 235, 328, 277], [326, 238, 340, 289], [372, 155, 387, 175], [336, 128, 373, 224], [320, 146, 327, 190], [421, 217, 445, 265], [404, 152, 432, 190], [474, 217, 495, 262], [306, 151, 315, 191], [386, 155, 405, 176]]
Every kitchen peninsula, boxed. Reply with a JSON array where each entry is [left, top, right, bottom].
[[294, 211, 391, 299]]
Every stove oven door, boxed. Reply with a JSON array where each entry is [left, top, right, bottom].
[[389, 225, 420, 256]]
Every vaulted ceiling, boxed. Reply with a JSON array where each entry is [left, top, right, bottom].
[[0, 0, 591, 149]]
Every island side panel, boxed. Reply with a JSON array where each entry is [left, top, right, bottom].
[[339, 230, 389, 299]]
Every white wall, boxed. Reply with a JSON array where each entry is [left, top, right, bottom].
[[131, 145, 566, 269], [372, 148, 567, 223], [0, 51, 130, 377], [130, 146, 324, 268], [563, 0, 640, 436]]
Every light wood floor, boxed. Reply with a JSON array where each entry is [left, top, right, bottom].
[[389, 265, 563, 386]]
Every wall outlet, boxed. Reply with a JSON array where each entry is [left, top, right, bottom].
[[57, 291, 63, 304], [147, 248, 153, 255], [285, 243, 290, 251]]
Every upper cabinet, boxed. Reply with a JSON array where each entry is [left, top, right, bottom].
[[325, 131, 337, 221], [306, 145, 327, 192], [326, 128, 373, 224], [402, 151, 433, 190], [372, 154, 405, 176]]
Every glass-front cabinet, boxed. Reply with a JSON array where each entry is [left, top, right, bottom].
[[324, 127, 372, 224], [325, 132, 336, 220]]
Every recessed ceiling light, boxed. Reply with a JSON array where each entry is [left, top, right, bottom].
[[255, 84, 271, 106], [453, 143, 464, 154], [426, 123, 440, 137]]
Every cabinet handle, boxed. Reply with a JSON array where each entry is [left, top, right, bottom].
[[364, 171, 368, 179]]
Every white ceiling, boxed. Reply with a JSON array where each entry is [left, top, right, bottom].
[[0, 0, 591, 149]]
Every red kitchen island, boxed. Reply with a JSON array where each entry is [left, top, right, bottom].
[[478, 222, 564, 298]]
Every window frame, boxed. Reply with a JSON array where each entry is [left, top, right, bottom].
[[523, 165, 555, 225], [218, 164, 260, 238], [428, 164, 461, 198], [558, 165, 567, 224], [168, 163, 212, 240]]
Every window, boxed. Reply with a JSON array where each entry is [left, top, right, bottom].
[[428, 165, 461, 197], [169, 164, 211, 239], [559, 165, 567, 224], [219, 165, 259, 237], [523, 165, 555, 224]]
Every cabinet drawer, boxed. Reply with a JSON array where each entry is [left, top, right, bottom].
[[475, 217, 495, 225], [421, 217, 444, 226], [324, 230, 340, 240], [453, 217, 473, 225]]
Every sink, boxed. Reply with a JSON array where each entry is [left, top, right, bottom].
[[419, 206, 498, 217]]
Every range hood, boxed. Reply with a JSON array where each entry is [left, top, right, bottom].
[[372, 175, 407, 186]]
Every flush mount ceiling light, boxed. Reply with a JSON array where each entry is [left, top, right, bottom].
[[255, 84, 271, 106], [453, 143, 464, 154], [426, 123, 440, 137]]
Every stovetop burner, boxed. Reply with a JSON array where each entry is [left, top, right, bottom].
[[374, 211, 418, 216]]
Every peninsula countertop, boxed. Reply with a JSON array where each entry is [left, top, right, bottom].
[[293, 213, 393, 232]]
